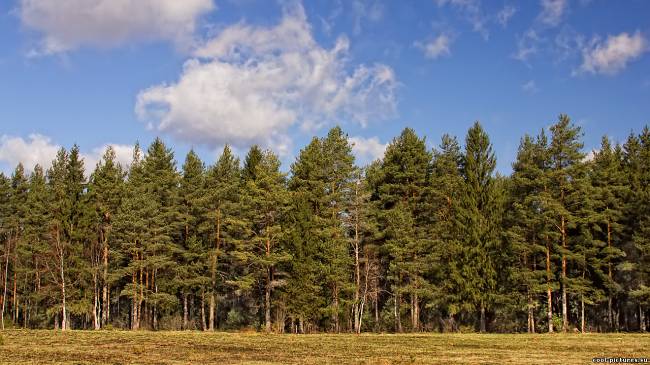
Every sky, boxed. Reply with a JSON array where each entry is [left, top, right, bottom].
[[0, 0, 649, 175]]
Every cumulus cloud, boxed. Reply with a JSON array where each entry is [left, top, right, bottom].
[[0, 134, 132, 175], [350, 136, 386, 165], [0, 134, 60, 172], [415, 34, 452, 59], [578, 31, 648, 75], [136, 3, 397, 152], [538, 0, 568, 27], [19, 0, 215, 54]]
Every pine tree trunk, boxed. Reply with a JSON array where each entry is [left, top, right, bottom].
[[209, 209, 221, 332], [580, 295, 585, 333], [265, 236, 272, 333], [333, 283, 339, 333], [607, 220, 613, 330], [265, 268, 271, 333], [353, 220, 360, 334], [183, 293, 188, 330], [561, 215, 568, 333], [93, 270, 100, 330], [201, 289, 207, 331], [640, 305, 646, 332], [102, 227, 109, 328], [546, 240, 553, 333], [394, 292, 402, 333], [527, 291, 535, 333], [1, 238, 9, 330], [58, 226, 67, 331], [479, 302, 486, 333]]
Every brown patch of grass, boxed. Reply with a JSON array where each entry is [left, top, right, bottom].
[[0, 330, 647, 364]]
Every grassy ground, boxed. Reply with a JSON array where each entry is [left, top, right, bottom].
[[0, 330, 648, 364]]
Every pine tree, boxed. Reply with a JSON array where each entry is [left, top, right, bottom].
[[86, 146, 126, 328], [201, 145, 241, 331], [176, 149, 207, 330], [507, 134, 550, 333], [0, 172, 9, 330], [630, 127, 650, 331], [24, 165, 50, 328], [374, 128, 431, 332], [240, 148, 290, 332], [590, 137, 627, 330], [546, 114, 586, 332]]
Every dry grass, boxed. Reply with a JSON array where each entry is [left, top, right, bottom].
[[0, 330, 648, 364]]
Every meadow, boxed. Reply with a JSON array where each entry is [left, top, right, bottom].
[[0, 330, 648, 364]]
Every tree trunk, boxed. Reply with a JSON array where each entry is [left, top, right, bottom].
[[546, 240, 553, 333], [200, 289, 207, 331], [265, 236, 272, 333], [561, 215, 568, 333], [102, 226, 109, 328], [353, 213, 361, 334], [1, 238, 9, 330], [394, 292, 402, 333], [607, 220, 613, 330], [411, 291, 419, 332], [265, 269, 272, 333], [58, 226, 68, 332], [93, 269, 100, 330], [183, 293, 189, 330], [640, 305, 646, 332], [209, 208, 221, 332], [580, 295, 585, 333], [333, 283, 339, 333], [527, 290, 535, 333], [479, 302, 486, 333]]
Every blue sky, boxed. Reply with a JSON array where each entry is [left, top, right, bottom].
[[0, 0, 649, 175]]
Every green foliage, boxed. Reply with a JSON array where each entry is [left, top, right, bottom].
[[1, 121, 649, 334]]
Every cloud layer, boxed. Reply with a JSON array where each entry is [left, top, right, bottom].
[[578, 31, 647, 75], [350, 136, 387, 165], [135, 3, 397, 153], [0, 134, 133, 175], [415, 34, 452, 59], [19, 0, 214, 54]]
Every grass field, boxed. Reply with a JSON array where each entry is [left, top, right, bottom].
[[0, 330, 648, 364]]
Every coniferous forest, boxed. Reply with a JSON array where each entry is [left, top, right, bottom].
[[1, 115, 650, 334]]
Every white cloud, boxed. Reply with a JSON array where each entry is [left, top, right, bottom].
[[435, 0, 488, 39], [83, 144, 134, 171], [538, 0, 568, 27], [578, 31, 648, 75], [19, 0, 215, 55], [0, 134, 60, 172], [136, 2, 398, 152], [415, 34, 452, 59], [352, 0, 384, 35], [350, 136, 386, 165], [513, 29, 541, 62], [522, 80, 539, 93], [0, 134, 132, 175], [496, 5, 516, 27]]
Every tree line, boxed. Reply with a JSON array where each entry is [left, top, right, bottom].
[[0, 115, 649, 333]]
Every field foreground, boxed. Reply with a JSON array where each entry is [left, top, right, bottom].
[[0, 330, 648, 364]]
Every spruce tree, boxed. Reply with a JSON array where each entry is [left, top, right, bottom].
[[454, 121, 503, 332]]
